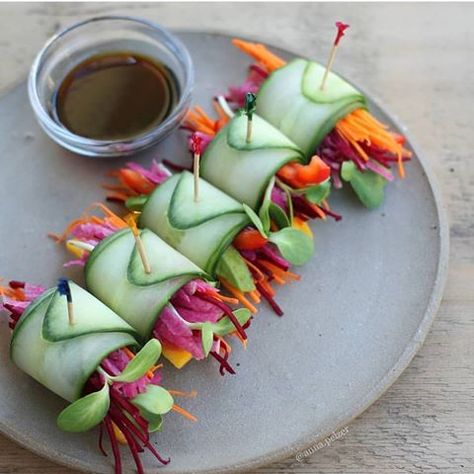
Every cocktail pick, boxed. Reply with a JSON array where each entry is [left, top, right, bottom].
[[124, 215, 151, 274], [191, 133, 203, 202], [244, 92, 257, 143], [320, 21, 350, 91], [57, 278, 75, 325]]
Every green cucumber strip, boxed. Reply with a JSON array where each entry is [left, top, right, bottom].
[[215, 246, 256, 292], [11, 289, 136, 401], [140, 173, 250, 275], [201, 128, 303, 210], [168, 171, 244, 230], [302, 61, 364, 104], [128, 228, 206, 286], [57, 380, 110, 432], [227, 112, 303, 152], [341, 161, 387, 209], [42, 281, 137, 342], [86, 228, 198, 338], [257, 58, 366, 157]]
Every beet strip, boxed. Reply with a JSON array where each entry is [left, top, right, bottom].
[[104, 416, 122, 474], [209, 350, 236, 375], [110, 389, 149, 440], [98, 422, 108, 457], [255, 281, 284, 316]]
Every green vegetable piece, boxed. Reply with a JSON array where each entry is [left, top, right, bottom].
[[126, 195, 148, 212], [110, 339, 162, 383], [132, 385, 174, 416], [139, 410, 163, 432], [212, 308, 252, 337], [269, 203, 291, 229], [57, 381, 110, 432], [341, 162, 387, 209], [304, 180, 331, 204], [258, 178, 275, 234], [269, 228, 313, 266], [215, 246, 256, 293], [243, 204, 267, 238], [201, 323, 214, 357]]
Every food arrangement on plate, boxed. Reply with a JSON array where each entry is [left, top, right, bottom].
[[0, 17, 418, 474]]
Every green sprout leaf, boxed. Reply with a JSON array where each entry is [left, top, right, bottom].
[[110, 339, 162, 383], [269, 203, 291, 229], [341, 162, 387, 209], [243, 204, 267, 238], [258, 178, 275, 234], [212, 308, 252, 337], [201, 322, 214, 357], [57, 381, 110, 433], [269, 228, 314, 266], [304, 180, 331, 204], [132, 385, 174, 416], [125, 195, 148, 212], [139, 410, 163, 432]]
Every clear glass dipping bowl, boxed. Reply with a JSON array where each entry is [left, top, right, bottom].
[[28, 16, 194, 157]]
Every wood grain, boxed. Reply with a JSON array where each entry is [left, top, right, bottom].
[[0, 3, 472, 473]]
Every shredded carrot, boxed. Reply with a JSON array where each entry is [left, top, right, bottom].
[[172, 404, 198, 422], [204, 288, 239, 305], [218, 277, 257, 314], [258, 278, 275, 297], [232, 39, 286, 73], [309, 203, 327, 220], [248, 290, 261, 304], [242, 258, 265, 282], [258, 260, 301, 282], [336, 109, 412, 178], [168, 389, 198, 398]]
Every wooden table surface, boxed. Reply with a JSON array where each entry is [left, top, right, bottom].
[[0, 2, 472, 473]]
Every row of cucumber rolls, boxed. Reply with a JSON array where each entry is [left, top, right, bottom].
[[1, 37, 412, 474]]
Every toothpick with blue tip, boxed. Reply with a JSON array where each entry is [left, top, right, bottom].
[[57, 278, 75, 325]]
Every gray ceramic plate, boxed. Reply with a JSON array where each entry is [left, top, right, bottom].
[[0, 32, 448, 473]]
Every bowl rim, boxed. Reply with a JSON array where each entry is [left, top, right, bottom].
[[27, 15, 194, 149]]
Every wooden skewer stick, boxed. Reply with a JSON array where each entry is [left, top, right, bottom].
[[191, 133, 203, 202], [125, 215, 151, 274], [320, 21, 350, 91]]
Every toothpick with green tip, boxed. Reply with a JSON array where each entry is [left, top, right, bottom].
[[320, 21, 350, 91], [57, 278, 75, 325], [244, 92, 257, 143]]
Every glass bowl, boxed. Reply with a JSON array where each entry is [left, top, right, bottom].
[[28, 16, 194, 157]]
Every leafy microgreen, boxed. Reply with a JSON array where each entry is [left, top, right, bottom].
[[132, 385, 174, 416], [243, 204, 267, 238], [139, 409, 163, 432], [57, 381, 110, 432], [269, 203, 291, 229], [110, 339, 161, 383], [201, 322, 214, 357], [304, 180, 331, 204], [258, 178, 275, 234], [212, 308, 252, 336], [269, 228, 314, 265], [125, 195, 148, 212], [341, 162, 387, 209]]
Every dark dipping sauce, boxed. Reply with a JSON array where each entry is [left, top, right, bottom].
[[54, 52, 179, 140]]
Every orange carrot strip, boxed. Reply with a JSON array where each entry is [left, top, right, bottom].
[[259, 260, 301, 282], [219, 278, 257, 314], [248, 290, 261, 304], [232, 39, 286, 72], [172, 404, 198, 422], [258, 278, 276, 297], [168, 389, 198, 398]]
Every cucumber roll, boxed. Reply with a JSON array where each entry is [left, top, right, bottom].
[[1, 279, 181, 474], [200, 38, 412, 209], [52, 204, 252, 374]]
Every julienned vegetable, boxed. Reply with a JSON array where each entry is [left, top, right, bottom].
[[0, 279, 195, 474], [104, 163, 315, 316], [222, 38, 412, 208], [51, 204, 252, 374]]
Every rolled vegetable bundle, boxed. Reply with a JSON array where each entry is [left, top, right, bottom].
[[105, 163, 314, 316], [51, 204, 251, 374], [0, 279, 191, 474], [204, 38, 412, 209]]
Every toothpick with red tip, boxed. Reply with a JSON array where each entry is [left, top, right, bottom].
[[191, 133, 202, 202], [125, 215, 151, 274], [320, 21, 350, 91], [57, 278, 75, 325]]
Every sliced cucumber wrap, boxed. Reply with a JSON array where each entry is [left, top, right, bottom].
[[201, 113, 305, 211], [257, 58, 367, 158], [10, 283, 138, 402], [140, 171, 250, 276], [85, 227, 206, 339]]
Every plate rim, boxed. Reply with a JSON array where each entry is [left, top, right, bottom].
[[0, 29, 449, 474]]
